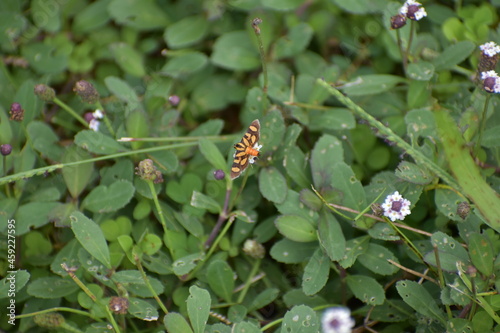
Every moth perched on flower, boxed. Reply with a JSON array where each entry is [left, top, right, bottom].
[[231, 119, 262, 179]]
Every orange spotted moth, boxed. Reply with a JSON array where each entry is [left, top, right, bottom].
[[231, 119, 262, 179]]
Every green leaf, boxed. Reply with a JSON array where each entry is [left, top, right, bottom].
[[207, 260, 234, 303], [308, 108, 356, 131], [246, 288, 280, 312], [310, 134, 343, 188], [339, 236, 370, 268], [128, 297, 159, 321], [110, 42, 145, 77], [73, 0, 111, 33], [263, 0, 304, 10], [434, 188, 464, 222], [259, 167, 287, 204], [299, 188, 322, 211], [62, 145, 94, 198], [260, 108, 286, 152], [191, 191, 221, 214], [211, 31, 260, 71], [270, 239, 317, 264], [318, 210, 345, 261], [468, 232, 494, 277], [164, 313, 194, 333], [81, 180, 135, 213], [161, 52, 208, 78], [166, 173, 203, 204], [395, 161, 434, 185], [330, 0, 386, 13], [75, 130, 128, 155], [346, 275, 385, 305], [433, 41, 475, 71], [0, 270, 30, 296], [187, 286, 211, 333], [27, 277, 79, 298], [396, 280, 446, 324], [113, 270, 164, 297], [172, 252, 205, 276], [108, 0, 168, 30], [302, 248, 330, 296], [232, 322, 261, 333], [22, 42, 67, 75], [341, 75, 405, 96], [407, 61, 435, 81], [274, 215, 317, 242], [104, 76, 140, 108], [405, 109, 436, 140], [198, 139, 227, 171], [424, 232, 469, 272], [28, 121, 63, 161], [15, 202, 60, 236], [164, 15, 209, 49], [358, 243, 399, 275], [331, 162, 367, 221], [274, 23, 313, 59], [70, 211, 111, 268], [281, 305, 320, 332], [284, 146, 311, 188], [482, 126, 500, 148]]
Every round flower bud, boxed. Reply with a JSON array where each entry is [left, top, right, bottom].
[[243, 239, 266, 259], [1, 144, 12, 156], [9, 102, 24, 121], [390, 14, 407, 29], [214, 169, 225, 180], [168, 95, 180, 106], [456, 201, 470, 220], [34, 84, 55, 102], [74, 80, 100, 104]]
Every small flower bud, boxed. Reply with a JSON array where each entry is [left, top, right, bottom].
[[457, 201, 470, 220], [73, 80, 100, 104], [1, 144, 12, 156], [214, 169, 225, 180], [390, 14, 407, 29], [9, 102, 24, 121], [135, 159, 163, 182], [109, 296, 129, 315], [252, 18, 263, 35], [34, 84, 56, 102], [478, 42, 500, 73], [33, 313, 65, 328], [243, 239, 266, 259], [400, 1, 427, 21], [371, 203, 383, 217], [168, 95, 180, 106]]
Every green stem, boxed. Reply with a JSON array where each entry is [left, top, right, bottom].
[[317, 79, 461, 192], [405, 20, 415, 65], [396, 29, 407, 72], [53, 97, 88, 127], [237, 258, 262, 303], [134, 253, 168, 315], [474, 94, 491, 157], [0, 141, 199, 185], [252, 18, 268, 111]]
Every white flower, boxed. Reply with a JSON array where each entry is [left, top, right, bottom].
[[481, 70, 499, 80], [89, 119, 100, 131], [382, 191, 411, 222], [249, 143, 263, 164], [480, 42, 500, 57], [400, 0, 427, 21], [93, 109, 104, 119], [321, 307, 355, 333]]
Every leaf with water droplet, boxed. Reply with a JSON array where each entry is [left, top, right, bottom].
[[281, 305, 319, 332]]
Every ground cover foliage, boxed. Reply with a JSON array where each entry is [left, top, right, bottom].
[[1, 0, 500, 332]]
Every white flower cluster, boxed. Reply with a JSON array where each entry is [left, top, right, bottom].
[[382, 191, 411, 222], [321, 307, 355, 333], [399, 0, 427, 21], [480, 42, 500, 57], [481, 70, 500, 93], [90, 109, 104, 131]]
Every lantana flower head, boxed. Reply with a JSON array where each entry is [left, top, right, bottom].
[[321, 307, 355, 333], [382, 191, 411, 222], [399, 0, 427, 21]]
